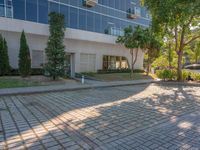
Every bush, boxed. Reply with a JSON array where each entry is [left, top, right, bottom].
[[97, 69, 144, 74], [156, 69, 200, 81], [9, 68, 44, 76], [156, 69, 177, 80]]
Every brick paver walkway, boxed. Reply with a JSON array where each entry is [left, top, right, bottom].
[[0, 83, 200, 150]]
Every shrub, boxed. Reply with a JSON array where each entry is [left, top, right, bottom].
[[156, 69, 177, 80], [97, 69, 144, 74], [18, 31, 31, 77], [156, 69, 200, 81]]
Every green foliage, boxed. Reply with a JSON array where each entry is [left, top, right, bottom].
[[145, 29, 162, 74], [0, 35, 10, 76], [156, 69, 177, 81], [142, 0, 200, 81], [45, 12, 66, 80], [97, 69, 144, 74], [18, 31, 31, 77], [117, 26, 150, 78], [156, 69, 200, 81]]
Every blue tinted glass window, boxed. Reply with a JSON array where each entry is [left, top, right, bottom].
[[49, 2, 59, 13], [108, 1, 114, 8], [86, 11, 94, 32], [38, 0, 48, 24], [69, 0, 78, 6], [69, 7, 78, 29], [60, 0, 69, 4], [94, 14, 101, 33], [60, 5, 69, 27], [102, 16, 109, 33], [79, 9, 86, 30], [13, 0, 25, 19], [0, 0, 4, 17], [26, 0, 37, 22]]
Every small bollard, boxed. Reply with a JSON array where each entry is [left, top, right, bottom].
[[81, 75, 85, 84]]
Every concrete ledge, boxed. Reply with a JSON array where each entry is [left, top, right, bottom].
[[0, 80, 153, 96]]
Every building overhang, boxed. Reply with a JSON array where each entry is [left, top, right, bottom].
[[0, 17, 118, 45]]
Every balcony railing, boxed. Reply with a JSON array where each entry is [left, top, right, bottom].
[[0, 3, 13, 18], [127, 7, 141, 19], [83, 0, 98, 7], [106, 27, 124, 36]]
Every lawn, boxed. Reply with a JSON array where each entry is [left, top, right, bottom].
[[0, 77, 40, 89], [84, 73, 153, 81], [0, 76, 78, 89]]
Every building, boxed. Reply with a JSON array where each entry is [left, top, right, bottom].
[[0, 0, 150, 76]]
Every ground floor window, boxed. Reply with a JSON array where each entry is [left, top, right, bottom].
[[103, 55, 129, 70], [31, 50, 44, 68], [80, 53, 96, 72]]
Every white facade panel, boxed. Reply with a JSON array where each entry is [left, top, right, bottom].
[[0, 18, 144, 73]]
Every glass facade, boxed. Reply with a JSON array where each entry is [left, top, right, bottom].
[[103, 55, 129, 70], [0, 0, 151, 36]]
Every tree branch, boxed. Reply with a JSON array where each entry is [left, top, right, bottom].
[[184, 35, 200, 46]]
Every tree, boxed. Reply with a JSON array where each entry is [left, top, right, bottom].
[[145, 30, 161, 75], [0, 34, 3, 76], [142, 0, 200, 81], [45, 12, 65, 80], [117, 26, 148, 78], [0, 35, 10, 76], [18, 31, 31, 77]]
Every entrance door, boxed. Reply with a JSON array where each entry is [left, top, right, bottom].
[[65, 53, 75, 77]]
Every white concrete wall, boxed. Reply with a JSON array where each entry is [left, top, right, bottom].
[[0, 17, 144, 72]]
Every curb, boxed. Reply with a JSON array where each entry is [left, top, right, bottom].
[[153, 81, 200, 87], [0, 81, 153, 96]]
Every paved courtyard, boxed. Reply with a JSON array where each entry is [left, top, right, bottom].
[[0, 83, 200, 150]]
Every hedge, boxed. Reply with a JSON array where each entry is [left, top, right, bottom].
[[156, 69, 200, 81], [97, 69, 144, 74]]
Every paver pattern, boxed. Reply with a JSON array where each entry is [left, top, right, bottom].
[[0, 83, 200, 150]]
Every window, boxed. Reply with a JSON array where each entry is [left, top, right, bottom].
[[31, 50, 44, 68], [69, 7, 78, 29], [13, 0, 25, 20], [0, 0, 5, 17], [38, 0, 48, 23], [60, 5, 69, 27], [86, 11, 94, 31], [103, 55, 129, 70], [49, 1, 59, 13], [26, 0, 37, 22], [80, 53, 96, 72], [79, 9, 86, 30]]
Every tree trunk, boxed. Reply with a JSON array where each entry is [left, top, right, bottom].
[[130, 48, 139, 79], [130, 49, 134, 79], [177, 51, 183, 81], [146, 53, 150, 76], [53, 75, 56, 80]]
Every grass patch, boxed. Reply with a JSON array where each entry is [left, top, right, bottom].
[[0, 77, 40, 89], [85, 73, 153, 81]]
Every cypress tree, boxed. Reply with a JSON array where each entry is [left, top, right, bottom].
[[0, 34, 3, 76], [0, 35, 10, 76], [2, 38, 10, 75], [18, 31, 31, 77], [45, 12, 65, 80]]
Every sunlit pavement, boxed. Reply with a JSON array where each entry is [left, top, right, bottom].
[[0, 83, 200, 150]]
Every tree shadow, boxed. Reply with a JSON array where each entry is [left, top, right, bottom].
[[1, 83, 200, 149]]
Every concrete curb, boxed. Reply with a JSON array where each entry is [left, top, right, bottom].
[[0, 80, 153, 96], [153, 81, 200, 87], [1, 80, 199, 96]]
